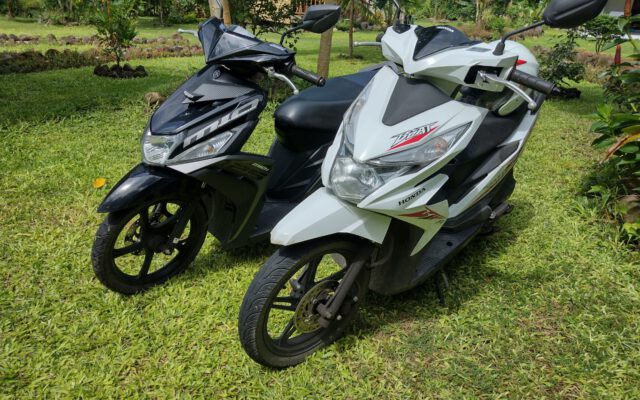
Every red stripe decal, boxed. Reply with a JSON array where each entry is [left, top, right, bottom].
[[388, 126, 438, 150]]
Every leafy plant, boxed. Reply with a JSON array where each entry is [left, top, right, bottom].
[[91, 0, 140, 68], [538, 29, 585, 88], [588, 15, 640, 242], [579, 15, 622, 53]]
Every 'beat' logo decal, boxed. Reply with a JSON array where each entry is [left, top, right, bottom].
[[388, 122, 439, 151]]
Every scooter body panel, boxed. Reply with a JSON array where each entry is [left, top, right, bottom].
[[270, 188, 391, 246], [97, 163, 207, 213]]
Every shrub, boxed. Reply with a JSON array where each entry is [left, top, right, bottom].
[[588, 15, 640, 242], [579, 15, 622, 53], [91, 0, 140, 67], [538, 29, 585, 88]]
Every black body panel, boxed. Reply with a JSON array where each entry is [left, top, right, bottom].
[[97, 163, 207, 213], [413, 25, 474, 60], [382, 76, 451, 126], [150, 63, 265, 135], [274, 69, 376, 152], [191, 153, 273, 249]]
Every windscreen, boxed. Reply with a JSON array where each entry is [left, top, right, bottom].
[[413, 26, 474, 60], [199, 18, 262, 63]]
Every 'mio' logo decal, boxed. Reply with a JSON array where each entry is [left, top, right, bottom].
[[399, 206, 444, 220], [388, 122, 439, 151]]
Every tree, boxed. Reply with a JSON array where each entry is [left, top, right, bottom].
[[207, 0, 221, 18], [341, 0, 373, 58], [6, 0, 15, 18], [92, 0, 139, 67], [317, 0, 337, 78], [222, 0, 232, 24]]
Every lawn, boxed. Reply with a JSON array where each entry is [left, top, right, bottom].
[[1, 21, 640, 399]]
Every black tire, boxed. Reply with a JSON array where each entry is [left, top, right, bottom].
[[91, 197, 208, 294], [238, 236, 370, 368]]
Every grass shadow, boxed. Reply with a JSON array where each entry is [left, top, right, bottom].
[[0, 57, 201, 129], [344, 198, 539, 344]]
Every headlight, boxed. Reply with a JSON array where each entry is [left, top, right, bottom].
[[141, 130, 183, 165], [328, 123, 470, 203], [170, 131, 233, 163], [369, 123, 470, 166], [142, 128, 235, 166], [342, 81, 373, 150]]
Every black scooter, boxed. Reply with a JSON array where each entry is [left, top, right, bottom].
[[91, 5, 379, 294]]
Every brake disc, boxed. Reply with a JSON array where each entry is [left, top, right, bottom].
[[293, 280, 338, 333]]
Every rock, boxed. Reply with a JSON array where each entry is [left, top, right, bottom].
[[45, 48, 60, 58], [8, 34, 18, 41], [144, 92, 165, 107], [135, 65, 147, 77], [94, 64, 109, 76]]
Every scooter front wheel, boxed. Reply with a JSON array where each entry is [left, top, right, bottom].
[[238, 237, 369, 368], [91, 197, 208, 294]]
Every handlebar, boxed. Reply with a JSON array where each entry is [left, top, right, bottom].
[[289, 64, 326, 87], [509, 69, 555, 95], [354, 41, 382, 47]]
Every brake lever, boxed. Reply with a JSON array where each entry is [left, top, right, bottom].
[[177, 28, 198, 38], [477, 71, 537, 111], [263, 67, 299, 95]]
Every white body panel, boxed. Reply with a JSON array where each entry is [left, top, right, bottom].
[[271, 188, 390, 246]]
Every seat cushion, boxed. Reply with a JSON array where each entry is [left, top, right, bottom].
[[274, 69, 377, 152]]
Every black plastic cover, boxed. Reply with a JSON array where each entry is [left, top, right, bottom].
[[413, 25, 474, 60], [382, 76, 451, 126], [542, 0, 608, 28]]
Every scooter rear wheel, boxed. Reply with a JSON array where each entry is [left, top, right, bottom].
[[91, 197, 207, 294], [238, 237, 369, 368]]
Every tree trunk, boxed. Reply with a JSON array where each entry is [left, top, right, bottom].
[[7, 0, 15, 18], [207, 0, 221, 18], [317, 0, 337, 78], [475, 0, 482, 29], [624, 0, 633, 16], [222, 0, 232, 24], [348, 0, 354, 58]]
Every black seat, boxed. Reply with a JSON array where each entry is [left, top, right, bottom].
[[274, 69, 377, 152]]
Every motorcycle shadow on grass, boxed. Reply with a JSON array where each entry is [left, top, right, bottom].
[[340, 198, 538, 348]]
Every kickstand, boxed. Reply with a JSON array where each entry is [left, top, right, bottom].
[[434, 270, 450, 307]]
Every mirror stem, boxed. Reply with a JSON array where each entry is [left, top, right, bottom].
[[280, 26, 298, 45], [493, 20, 544, 55]]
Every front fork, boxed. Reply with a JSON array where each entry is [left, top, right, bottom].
[[316, 244, 375, 327]]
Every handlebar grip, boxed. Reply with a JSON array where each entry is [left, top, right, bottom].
[[509, 69, 555, 95], [289, 64, 326, 87]]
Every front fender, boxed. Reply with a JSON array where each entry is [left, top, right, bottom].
[[271, 188, 391, 246], [97, 163, 204, 213]]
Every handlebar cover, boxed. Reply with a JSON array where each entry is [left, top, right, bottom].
[[289, 64, 326, 87], [509, 69, 555, 95]]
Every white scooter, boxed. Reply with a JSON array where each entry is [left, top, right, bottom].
[[238, 0, 608, 367]]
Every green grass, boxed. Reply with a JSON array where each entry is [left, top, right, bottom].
[[1, 27, 640, 398]]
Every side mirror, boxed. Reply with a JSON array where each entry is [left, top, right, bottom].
[[301, 5, 341, 33], [542, 0, 608, 28]]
